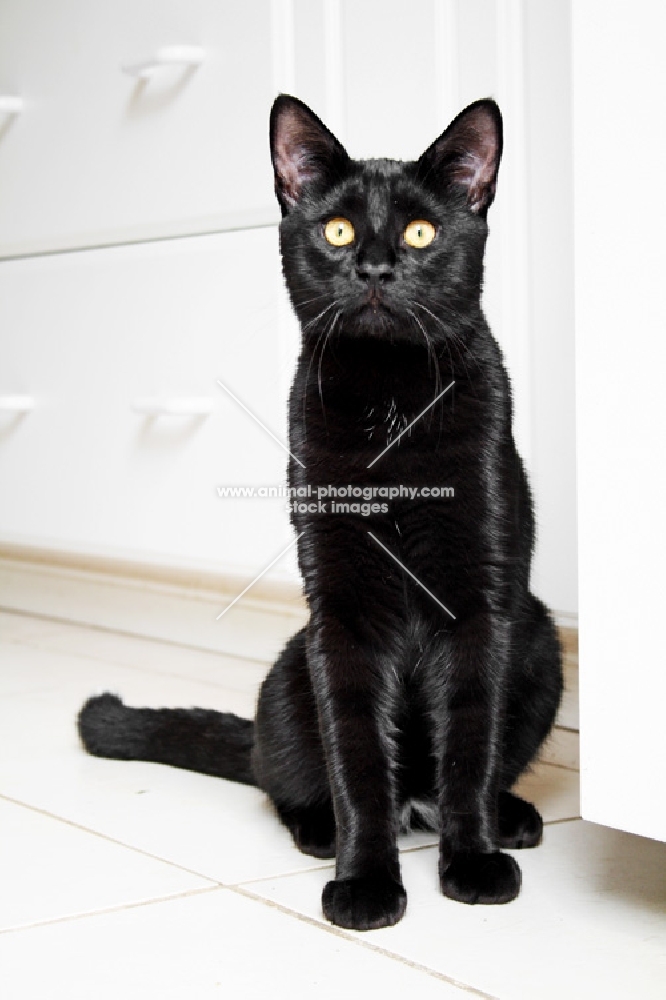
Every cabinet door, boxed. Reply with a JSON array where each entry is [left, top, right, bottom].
[[0, 228, 300, 583], [573, 1, 666, 841], [0, 0, 279, 256]]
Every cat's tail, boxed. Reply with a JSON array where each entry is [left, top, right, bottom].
[[77, 694, 257, 787]]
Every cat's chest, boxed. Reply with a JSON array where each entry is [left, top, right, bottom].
[[320, 378, 483, 456], [362, 397, 411, 445], [294, 343, 492, 480]]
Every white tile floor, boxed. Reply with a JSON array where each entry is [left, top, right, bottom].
[[0, 608, 664, 999]]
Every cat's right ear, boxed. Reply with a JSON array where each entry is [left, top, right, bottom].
[[270, 95, 350, 216]]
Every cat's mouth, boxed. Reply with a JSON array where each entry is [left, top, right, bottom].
[[354, 286, 396, 319], [348, 299, 398, 337]]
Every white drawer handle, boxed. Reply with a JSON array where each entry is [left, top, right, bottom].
[[0, 96, 24, 114], [0, 395, 34, 413], [121, 45, 205, 79], [132, 396, 215, 417]]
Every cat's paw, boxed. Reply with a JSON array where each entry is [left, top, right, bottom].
[[439, 850, 521, 905], [281, 805, 336, 859], [322, 873, 407, 930], [497, 791, 543, 849]]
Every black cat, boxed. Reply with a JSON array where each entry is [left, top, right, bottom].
[[79, 95, 563, 931]]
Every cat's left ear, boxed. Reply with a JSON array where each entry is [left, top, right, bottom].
[[416, 99, 503, 216], [270, 95, 351, 216]]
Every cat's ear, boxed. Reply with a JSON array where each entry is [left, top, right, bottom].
[[270, 95, 351, 216], [416, 99, 503, 216]]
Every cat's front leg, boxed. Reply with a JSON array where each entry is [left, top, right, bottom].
[[435, 612, 522, 905], [307, 614, 406, 931]]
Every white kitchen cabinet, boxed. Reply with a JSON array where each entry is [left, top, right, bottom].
[[0, 0, 279, 256], [573, 1, 666, 841], [0, 228, 300, 580]]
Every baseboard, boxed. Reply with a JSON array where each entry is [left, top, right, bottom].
[[0, 542, 307, 662], [553, 609, 579, 631], [0, 540, 306, 612]]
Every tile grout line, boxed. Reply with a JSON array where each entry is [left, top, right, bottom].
[[0, 619, 272, 701], [230, 814, 584, 885], [0, 632, 269, 699], [0, 606, 281, 668], [0, 780, 580, 887], [0, 800, 576, 993], [0, 789, 580, 985], [230, 884, 500, 1000], [229, 861, 335, 887], [4, 790, 580, 893], [0, 884, 224, 937], [0, 628, 273, 675], [391, 816, 583, 857], [0, 791, 358, 888], [0, 791, 224, 886]]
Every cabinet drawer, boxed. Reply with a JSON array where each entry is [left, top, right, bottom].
[[0, 228, 301, 582], [0, 0, 280, 256]]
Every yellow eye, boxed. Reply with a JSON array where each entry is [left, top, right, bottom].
[[324, 217, 355, 247], [403, 220, 436, 249]]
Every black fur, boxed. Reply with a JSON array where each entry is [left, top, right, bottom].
[[79, 693, 256, 786], [78, 95, 563, 931]]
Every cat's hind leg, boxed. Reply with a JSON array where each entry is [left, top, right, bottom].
[[497, 790, 543, 849], [496, 593, 563, 850], [275, 801, 336, 859], [252, 629, 336, 859]]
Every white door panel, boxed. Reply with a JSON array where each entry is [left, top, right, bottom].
[[573, 0, 666, 841]]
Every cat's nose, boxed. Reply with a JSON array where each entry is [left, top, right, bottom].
[[356, 260, 394, 285]]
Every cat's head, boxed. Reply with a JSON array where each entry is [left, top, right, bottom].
[[270, 95, 502, 345]]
